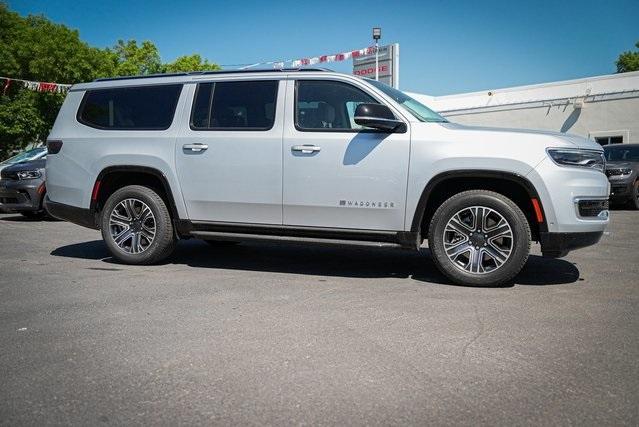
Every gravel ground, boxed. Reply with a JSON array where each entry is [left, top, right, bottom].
[[0, 209, 637, 425]]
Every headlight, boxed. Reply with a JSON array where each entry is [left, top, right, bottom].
[[16, 170, 42, 180], [619, 168, 633, 176], [606, 168, 633, 178], [547, 148, 605, 171]]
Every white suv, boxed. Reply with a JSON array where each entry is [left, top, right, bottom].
[[45, 69, 609, 286]]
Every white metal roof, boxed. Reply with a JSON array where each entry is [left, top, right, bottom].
[[408, 71, 639, 114]]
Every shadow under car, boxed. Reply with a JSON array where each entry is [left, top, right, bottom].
[[50, 239, 581, 287]]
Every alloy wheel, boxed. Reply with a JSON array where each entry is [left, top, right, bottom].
[[108, 198, 156, 254], [442, 206, 514, 274]]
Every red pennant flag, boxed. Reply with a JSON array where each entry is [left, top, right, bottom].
[[39, 82, 58, 92]]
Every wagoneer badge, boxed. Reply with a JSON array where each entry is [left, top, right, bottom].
[[339, 200, 396, 208]]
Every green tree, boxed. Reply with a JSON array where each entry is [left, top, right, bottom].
[[0, 3, 220, 159], [0, 2, 114, 158], [0, 90, 48, 155], [0, 5, 114, 83], [616, 41, 639, 73], [163, 54, 221, 73], [109, 39, 163, 76]]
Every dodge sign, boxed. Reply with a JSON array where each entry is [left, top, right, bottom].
[[352, 43, 399, 88]]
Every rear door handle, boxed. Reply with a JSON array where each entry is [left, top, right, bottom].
[[183, 143, 208, 152], [291, 145, 321, 154]]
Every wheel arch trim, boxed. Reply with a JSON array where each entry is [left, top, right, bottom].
[[410, 169, 548, 234], [90, 165, 184, 231]]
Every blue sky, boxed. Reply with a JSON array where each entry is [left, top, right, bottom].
[[10, 0, 639, 95]]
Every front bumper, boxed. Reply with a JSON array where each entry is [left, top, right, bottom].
[[527, 158, 609, 233], [608, 179, 635, 200], [540, 231, 603, 258], [0, 179, 43, 213]]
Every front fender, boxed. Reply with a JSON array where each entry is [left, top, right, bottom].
[[405, 157, 540, 231]]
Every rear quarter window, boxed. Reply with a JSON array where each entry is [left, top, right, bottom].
[[77, 84, 183, 130]]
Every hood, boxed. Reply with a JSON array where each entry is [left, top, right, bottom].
[[2, 158, 46, 173], [0, 147, 47, 167], [437, 122, 602, 151]]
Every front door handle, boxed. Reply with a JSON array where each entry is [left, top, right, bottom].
[[183, 143, 208, 153], [291, 144, 321, 154]]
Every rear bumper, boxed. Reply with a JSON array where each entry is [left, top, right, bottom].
[[44, 197, 98, 229], [540, 231, 603, 258]]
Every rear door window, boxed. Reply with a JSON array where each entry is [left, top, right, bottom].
[[190, 80, 278, 130], [78, 84, 183, 130]]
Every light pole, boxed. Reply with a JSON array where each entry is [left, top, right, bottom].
[[373, 27, 381, 81]]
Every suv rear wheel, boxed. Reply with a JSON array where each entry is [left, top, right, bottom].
[[428, 190, 531, 287], [101, 185, 176, 265]]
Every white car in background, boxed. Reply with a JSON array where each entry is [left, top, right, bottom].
[[44, 69, 609, 286]]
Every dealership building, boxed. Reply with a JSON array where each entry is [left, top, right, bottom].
[[409, 71, 639, 146]]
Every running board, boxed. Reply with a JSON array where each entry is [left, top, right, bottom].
[[190, 231, 405, 249]]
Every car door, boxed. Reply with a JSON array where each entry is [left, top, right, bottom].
[[282, 78, 411, 231], [175, 79, 285, 224]]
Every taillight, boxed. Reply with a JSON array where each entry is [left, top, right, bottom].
[[47, 140, 63, 154]]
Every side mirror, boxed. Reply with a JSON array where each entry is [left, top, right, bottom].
[[354, 103, 405, 132]]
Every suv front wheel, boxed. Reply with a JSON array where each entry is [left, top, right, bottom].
[[428, 190, 531, 287], [101, 185, 177, 265]]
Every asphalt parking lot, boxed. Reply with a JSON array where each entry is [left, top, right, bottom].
[[0, 210, 638, 425]]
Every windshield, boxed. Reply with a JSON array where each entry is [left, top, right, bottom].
[[1, 147, 47, 165], [604, 145, 639, 162], [365, 78, 447, 123]]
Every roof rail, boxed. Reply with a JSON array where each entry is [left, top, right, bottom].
[[94, 68, 332, 82]]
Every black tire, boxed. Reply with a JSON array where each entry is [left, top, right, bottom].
[[428, 190, 531, 287], [100, 185, 177, 265]]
